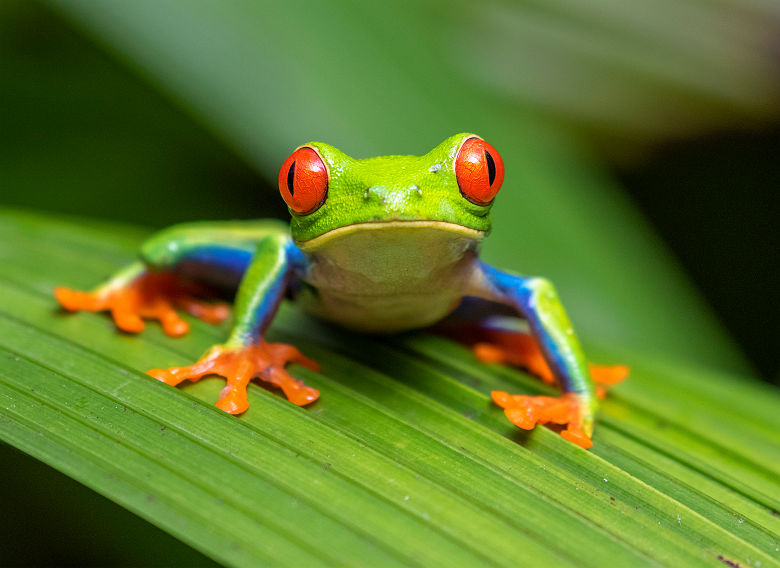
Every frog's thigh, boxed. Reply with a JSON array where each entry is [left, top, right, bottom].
[[140, 219, 290, 286]]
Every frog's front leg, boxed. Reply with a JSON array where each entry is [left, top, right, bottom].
[[468, 262, 603, 448], [148, 234, 320, 414]]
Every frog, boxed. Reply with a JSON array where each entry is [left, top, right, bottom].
[[55, 133, 627, 449]]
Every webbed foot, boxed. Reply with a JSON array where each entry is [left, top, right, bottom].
[[148, 342, 320, 414], [491, 391, 594, 448], [55, 271, 230, 337], [472, 329, 628, 397]]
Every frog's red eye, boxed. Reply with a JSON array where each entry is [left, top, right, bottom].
[[454, 137, 504, 205], [278, 146, 329, 215]]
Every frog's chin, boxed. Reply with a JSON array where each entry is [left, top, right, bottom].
[[294, 220, 485, 251]]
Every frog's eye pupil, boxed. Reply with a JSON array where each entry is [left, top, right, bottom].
[[485, 150, 496, 186], [287, 161, 296, 196], [278, 147, 329, 214], [455, 137, 504, 205]]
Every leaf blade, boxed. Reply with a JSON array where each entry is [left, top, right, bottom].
[[1, 208, 778, 567]]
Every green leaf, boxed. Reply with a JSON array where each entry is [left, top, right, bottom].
[[1, 208, 778, 567]]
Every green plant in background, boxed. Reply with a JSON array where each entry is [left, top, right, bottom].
[[1, 1, 778, 566]]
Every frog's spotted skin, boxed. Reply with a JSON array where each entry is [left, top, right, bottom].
[[55, 133, 626, 449]]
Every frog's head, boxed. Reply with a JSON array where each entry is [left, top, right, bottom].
[[278, 133, 504, 246]]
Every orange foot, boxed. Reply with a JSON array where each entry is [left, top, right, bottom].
[[492, 391, 594, 449], [55, 272, 230, 337], [148, 342, 320, 414], [473, 329, 628, 398]]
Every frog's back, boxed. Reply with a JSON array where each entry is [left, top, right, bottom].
[[295, 221, 481, 333]]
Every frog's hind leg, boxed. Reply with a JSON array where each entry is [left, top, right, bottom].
[[55, 220, 288, 337], [471, 325, 627, 398], [55, 263, 231, 337], [439, 298, 627, 397]]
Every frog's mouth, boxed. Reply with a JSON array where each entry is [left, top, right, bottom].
[[295, 220, 485, 252]]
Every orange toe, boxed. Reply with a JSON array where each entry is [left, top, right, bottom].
[[216, 388, 250, 414], [110, 303, 146, 333], [591, 364, 629, 386], [215, 358, 253, 415], [471, 331, 555, 385], [590, 364, 629, 399], [474, 343, 509, 364], [156, 305, 190, 337], [175, 296, 231, 325], [55, 287, 107, 312], [560, 429, 593, 449], [271, 368, 321, 406]]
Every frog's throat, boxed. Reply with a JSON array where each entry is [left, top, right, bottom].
[[294, 220, 485, 251]]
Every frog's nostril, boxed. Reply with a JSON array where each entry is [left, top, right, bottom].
[[410, 185, 423, 198]]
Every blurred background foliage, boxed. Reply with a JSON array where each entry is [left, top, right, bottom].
[[1, 0, 778, 565]]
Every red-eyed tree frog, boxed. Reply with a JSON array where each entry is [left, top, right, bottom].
[[55, 134, 627, 448]]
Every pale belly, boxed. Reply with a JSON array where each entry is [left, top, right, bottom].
[[293, 221, 482, 333]]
